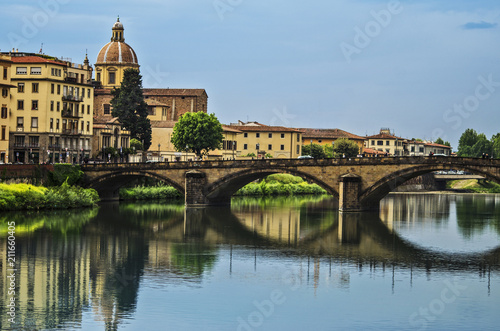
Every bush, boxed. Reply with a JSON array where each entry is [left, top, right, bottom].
[[234, 174, 327, 196], [48, 164, 84, 186], [119, 183, 182, 200]]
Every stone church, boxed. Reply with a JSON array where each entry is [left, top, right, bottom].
[[92, 18, 208, 160]]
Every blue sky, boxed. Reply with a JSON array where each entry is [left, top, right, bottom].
[[2, 0, 500, 148]]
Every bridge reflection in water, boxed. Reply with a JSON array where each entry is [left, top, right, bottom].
[[1, 195, 499, 330]]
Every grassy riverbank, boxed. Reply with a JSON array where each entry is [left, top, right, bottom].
[[119, 183, 182, 200], [234, 174, 327, 196], [447, 179, 500, 193], [0, 181, 100, 211]]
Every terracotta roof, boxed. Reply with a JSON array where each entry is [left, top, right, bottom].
[[363, 148, 387, 155], [93, 116, 121, 124], [425, 142, 451, 149], [300, 128, 365, 140], [222, 125, 242, 133], [151, 121, 176, 128], [407, 140, 425, 145], [143, 89, 207, 97], [10, 56, 65, 66], [146, 99, 170, 107], [226, 124, 303, 133], [366, 132, 406, 140]]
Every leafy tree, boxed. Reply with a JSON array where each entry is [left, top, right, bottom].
[[323, 144, 334, 158], [302, 143, 326, 158], [435, 137, 444, 145], [171, 112, 224, 158], [111, 68, 152, 150], [333, 138, 359, 157], [130, 138, 143, 152], [457, 129, 478, 157], [492, 133, 500, 159], [471, 133, 492, 157]]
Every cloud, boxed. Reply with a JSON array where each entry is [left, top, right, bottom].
[[462, 21, 498, 29]]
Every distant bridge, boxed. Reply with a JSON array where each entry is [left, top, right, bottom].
[[80, 157, 500, 211]]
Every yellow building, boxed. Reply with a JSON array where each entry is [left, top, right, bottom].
[[227, 121, 303, 159], [6, 52, 94, 163], [0, 54, 15, 163], [300, 128, 365, 154]]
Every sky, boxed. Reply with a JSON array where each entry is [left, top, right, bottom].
[[1, 0, 500, 149]]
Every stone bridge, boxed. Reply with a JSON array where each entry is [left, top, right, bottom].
[[80, 157, 500, 211]]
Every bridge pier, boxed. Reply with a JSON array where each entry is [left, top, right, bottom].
[[185, 170, 209, 207], [339, 174, 364, 212]]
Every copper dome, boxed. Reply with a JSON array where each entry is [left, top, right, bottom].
[[96, 18, 138, 65]]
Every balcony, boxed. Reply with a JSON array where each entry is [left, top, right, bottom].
[[64, 76, 77, 83], [62, 94, 84, 102], [61, 110, 82, 118], [62, 129, 82, 136]]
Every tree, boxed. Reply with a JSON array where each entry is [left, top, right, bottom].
[[171, 112, 224, 158], [130, 138, 143, 152], [110, 68, 152, 150], [492, 133, 500, 159], [302, 143, 326, 159], [435, 137, 444, 145], [471, 133, 492, 157], [333, 138, 359, 157], [457, 129, 478, 157]]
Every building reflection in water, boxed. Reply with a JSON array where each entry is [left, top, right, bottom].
[[1, 195, 499, 330]]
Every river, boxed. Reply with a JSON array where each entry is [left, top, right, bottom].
[[0, 193, 499, 330]]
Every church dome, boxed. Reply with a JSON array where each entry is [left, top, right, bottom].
[[96, 17, 138, 65]]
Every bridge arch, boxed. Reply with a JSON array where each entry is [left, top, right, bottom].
[[87, 170, 185, 201], [359, 163, 500, 209], [205, 167, 338, 205]]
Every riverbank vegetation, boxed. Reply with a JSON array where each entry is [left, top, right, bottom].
[[234, 174, 327, 196], [447, 179, 500, 193], [0, 180, 100, 211], [119, 183, 182, 200]]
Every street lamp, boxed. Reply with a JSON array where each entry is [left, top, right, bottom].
[[158, 143, 161, 161], [232, 141, 236, 160], [185, 145, 189, 161]]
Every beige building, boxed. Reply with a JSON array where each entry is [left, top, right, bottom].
[[4, 51, 94, 164], [0, 54, 15, 163], [226, 121, 303, 159], [365, 128, 408, 156], [300, 128, 365, 154]]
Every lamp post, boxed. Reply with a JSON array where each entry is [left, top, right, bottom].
[[232, 141, 235, 160], [310, 139, 313, 156], [158, 143, 161, 161], [185, 145, 188, 162]]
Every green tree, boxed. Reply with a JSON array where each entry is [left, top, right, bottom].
[[471, 133, 492, 157], [302, 143, 326, 158], [171, 112, 224, 158], [110, 68, 152, 150], [130, 138, 143, 152], [492, 133, 500, 158], [333, 138, 359, 157], [457, 129, 478, 157], [435, 137, 444, 145]]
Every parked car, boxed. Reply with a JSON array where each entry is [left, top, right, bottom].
[[298, 155, 313, 159]]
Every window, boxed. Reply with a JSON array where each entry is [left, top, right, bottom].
[[17, 117, 24, 129], [16, 67, 27, 75], [29, 136, 39, 147], [243, 133, 248, 138], [17, 100, 24, 110], [386, 141, 390, 146], [268, 133, 272, 138], [97, 72, 101, 82], [30, 67, 41, 75], [377, 141, 383, 146], [281, 133, 285, 139], [57, 84, 60, 95], [243, 144, 248, 150], [82, 104, 85, 114], [50, 101, 54, 111], [1, 126, 5, 140], [31, 117, 38, 128], [256, 133, 260, 138], [318, 139, 322, 143], [297, 135, 300, 142], [1, 88, 7, 97], [50, 118, 53, 130], [31, 100, 38, 110], [371, 140, 375, 146], [411, 146, 415, 153], [32, 83, 39, 93], [2, 68, 6, 79], [81, 121, 84, 132], [87, 89, 90, 98], [256, 143, 260, 150], [1, 107, 7, 119], [51, 84, 55, 94], [87, 105, 90, 114], [109, 72, 115, 84], [296, 145, 300, 154], [419, 147, 424, 153], [57, 102, 60, 112], [18, 83, 25, 93], [280, 145, 285, 150], [82, 88, 85, 99], [103, 104, 110, 115], [56, 119, 59, 130], [87, 121, 90, 132], [62, 119, 67, 130], [268, 144, 272, 150]]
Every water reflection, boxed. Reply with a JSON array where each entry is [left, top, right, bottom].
[[0, 195, 499, 330]]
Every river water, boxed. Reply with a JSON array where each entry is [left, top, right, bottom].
[[0, 193, 499, 331]]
